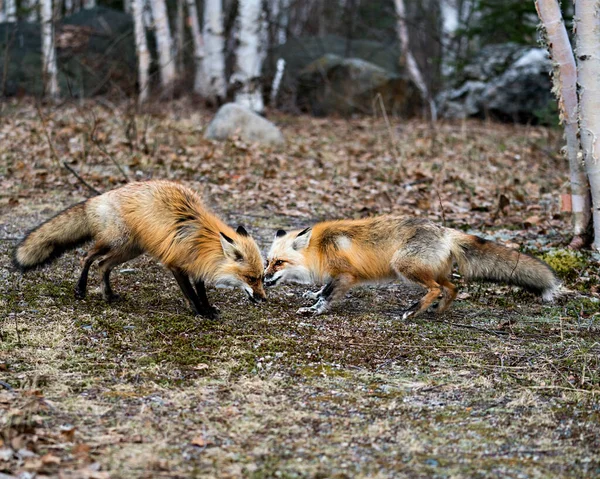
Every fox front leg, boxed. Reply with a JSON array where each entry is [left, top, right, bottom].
[[297, 275, 355, 316], [302, 284, 326, 301]]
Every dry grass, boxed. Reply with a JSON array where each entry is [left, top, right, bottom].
[[1, 100, 599, 478]]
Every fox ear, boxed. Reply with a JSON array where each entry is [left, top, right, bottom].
[[236, 225, 249, 237], [292, 227, 312, 250], [276, 229, 287, 238], [220, 232, 244, 261]]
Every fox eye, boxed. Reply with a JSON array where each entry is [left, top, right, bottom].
[[247, 276, 259, 283], [274, 260, 284, 267]]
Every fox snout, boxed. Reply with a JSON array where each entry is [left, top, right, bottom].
[[263, 273, 279, 288], [247, 289, 267, 303]]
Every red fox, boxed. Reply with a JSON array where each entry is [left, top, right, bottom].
[[13, 181, 266, 318], [264, 216, 559, 318]]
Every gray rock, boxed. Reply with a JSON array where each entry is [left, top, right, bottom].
[[437, 43, 554, 123], [204, 103, 284, 146], [297, 54, 421, 117]]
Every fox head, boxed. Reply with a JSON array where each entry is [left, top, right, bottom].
[[264, 227, 313, 287], [215, 225, 267, 303]]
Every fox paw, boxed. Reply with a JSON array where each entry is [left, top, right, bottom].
[[302, 291, 320, 301], [74, 288, 86, 300], [206, 306, 221, 320], [103, 293, 121, 303]]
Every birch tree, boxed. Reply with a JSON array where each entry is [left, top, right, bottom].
[[202, 0, 227, 103], [393, 0, 437, 121], [186, 0, 206, 95], [132, 0, 150, 104], [41, 0, 59, 98], [574, 0, 600, 249], [535, 0, 591, 247], [175, 0, 185, 74], [232, 0, 266, 113], [149, 0, 176, 90]]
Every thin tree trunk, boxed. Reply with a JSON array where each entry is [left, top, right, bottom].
[[186, 0, 205, 94], [175, 0, 184, 74], [6, 0, 16, 22], [149, 0, 176, 90], [123, 0, 131, 14], [132, 0, 150, 104], [202, 0, 226, 103], [440, 0, 459, 78], [83, 0, 95, 8], [393, 0, 437, 121], [575, 0, 600, 249], [0, 0, 6, 23], [41, 0, 59, 98], [233, 0, 266, 113], [535, 0, 591, 246], [270, 57, 285, 107]]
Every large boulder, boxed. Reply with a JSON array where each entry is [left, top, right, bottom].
[[296, 54, 421, 117], [436, 43, 554, 123], [204, 103, 285, 146]]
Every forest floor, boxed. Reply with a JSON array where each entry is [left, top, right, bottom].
[[1, 99, 599, 478]]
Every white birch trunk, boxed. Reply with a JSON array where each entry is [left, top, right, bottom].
[[202, 0, 227, 102], [142, 0, 152, 28], [123, 0, 131, 14], [393, 0, 437, 121], [535, 0, 591, 243], [270, 0, 289, 45], [132, 0, 150, 103], [6, 0, 16, 22], [64, 0, 72, 14], [270, 57, 285, 107], [233, 0, 266, 113], [83, 0, 95, 8], [186, 0, 206, 94], [575, 0, 600, 249], [41, 0, 59, 98], [149, 0, 176, 89]]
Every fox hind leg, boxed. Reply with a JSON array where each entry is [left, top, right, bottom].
[[97, 247, 141, 302], [392, 257, 443, 320], [75, 244, 110, 299], [436, 278, 458, 314]]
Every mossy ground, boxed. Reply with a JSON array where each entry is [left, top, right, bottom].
[[1, 101, 599, 478]]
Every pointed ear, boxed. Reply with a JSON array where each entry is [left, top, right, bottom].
[[276, 229, 287, 238], [220, 232, 243, 261], [292, 227, 312, 250], [236, 225, 249, 237]]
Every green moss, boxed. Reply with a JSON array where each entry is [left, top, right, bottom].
[[541, 249, 586, 280]]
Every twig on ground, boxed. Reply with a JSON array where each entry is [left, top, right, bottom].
[[35, 104, 62, 167], [62, 161, 101, 196]]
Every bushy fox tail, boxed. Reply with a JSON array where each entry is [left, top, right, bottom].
[[13, 202, 93, 271], [449, 230, 560, 301]]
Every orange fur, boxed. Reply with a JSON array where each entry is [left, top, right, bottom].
[[266, 216, 559, 317], [14, 181, 266, 316]]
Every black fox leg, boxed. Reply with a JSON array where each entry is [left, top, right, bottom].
[[97, 248, 141, 302], [75, 245, 110, 299], [297, 275, 355, 316], [171, 268, 209, 317], [193, 280, 220, 319]]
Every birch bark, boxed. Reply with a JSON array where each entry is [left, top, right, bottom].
[[574, 0, 600, 249], [202, 0, 226, 103], [149, 0, 176, 90], [132, 0, 150, 103], [186, 0, 206, 94], [41, 0, 59, 98], [535, 0, 591, 243], [393, 0, 437, 121], [233, 0, 266, 113]]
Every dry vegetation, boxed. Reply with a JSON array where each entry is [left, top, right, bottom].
[[1, 99, 599, 478]]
